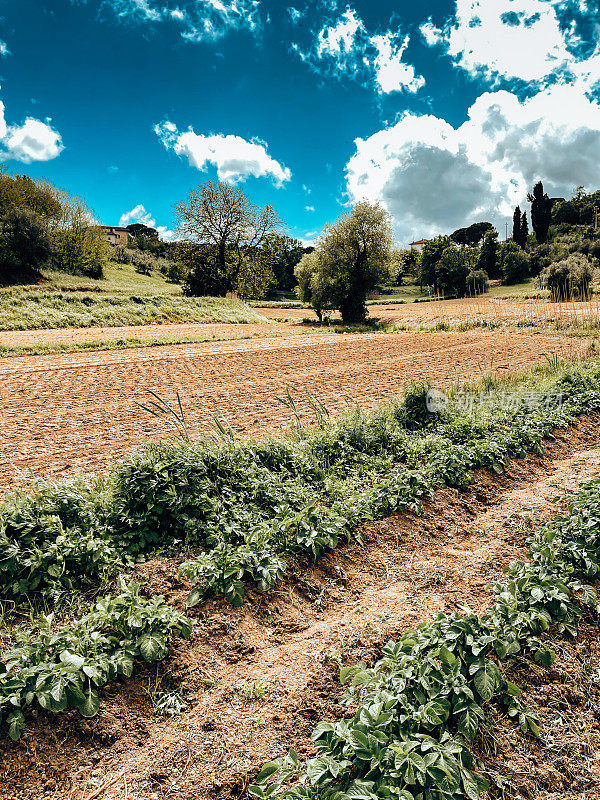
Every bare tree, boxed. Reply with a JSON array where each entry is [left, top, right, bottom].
[[175, 180, 282, 297]]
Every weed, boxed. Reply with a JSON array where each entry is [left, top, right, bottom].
[[241, 680, 266, 700]]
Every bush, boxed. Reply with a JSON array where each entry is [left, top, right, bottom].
[[539, 252, 595, 300], [466, 269, 489, 295]]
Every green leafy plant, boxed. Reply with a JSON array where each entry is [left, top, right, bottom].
[[0, 579, 191, 739]]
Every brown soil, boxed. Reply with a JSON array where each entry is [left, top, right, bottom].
[[257, 297, 600, 328], [1, 417, 599, 800], [0, 328, 587, 491], [0, 321, 299, 348]]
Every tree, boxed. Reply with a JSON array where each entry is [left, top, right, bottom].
[[126, 222, 159, 241], [477, 230, 500, 278], [521, 211, 529, 243], [296, 201, 392, 323], [181, 243, 228, 296], [418, 237, 450, 294], [49, 192, 109, 278], [436, 246, 469, 297], [175, 180, 281, 299], [0, 207, 52, 281], [500, 242, 530, 284], [450, 221, 494, 247], [539, 253, 594, 301], [528, 181, 555, 243], [512, 206, 523, 246], [295, 250, 332, 322], [512, 206, 529, 248], [0, 169, 62, 220], [269, 235, 305, 293]]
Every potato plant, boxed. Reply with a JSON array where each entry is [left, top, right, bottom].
[[250, 478, 600, 799], [0, 579, 191, 740]]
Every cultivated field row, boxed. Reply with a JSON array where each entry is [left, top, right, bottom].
[[0, 329, 587, 491]]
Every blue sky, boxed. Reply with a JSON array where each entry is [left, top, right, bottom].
[[1, 0, 600, 244]]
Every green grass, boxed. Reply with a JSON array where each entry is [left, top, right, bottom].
[[0, 262, 270, 330], [40, 262, 182, 296]]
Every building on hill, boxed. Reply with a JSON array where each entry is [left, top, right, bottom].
[[99, 225, 130, 246], [409, 239, 427, 253]]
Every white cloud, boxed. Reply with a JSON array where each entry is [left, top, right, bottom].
[[103, 0, 262, 42], [119, 203, 156, 227], [419, 1, 600, 88], [294, 7, 425, 95], [0, 103, 63, 163], [118, 203, 177, 240], [346, 83, 600, 243], [155, 121, 292, 186], [316, 8, 365, 63], [305, 204, 315, 211], [370, 32, 425, 94], [0, 41, 9, 57]]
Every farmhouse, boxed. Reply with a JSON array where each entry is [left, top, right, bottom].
[[409, 238, 427, 253], [99, 225, 130, 246]]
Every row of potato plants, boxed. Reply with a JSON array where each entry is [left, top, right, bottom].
[[0, 579, 191, 740], [249, 477, 600, 799], [2, 361, 600, 610]]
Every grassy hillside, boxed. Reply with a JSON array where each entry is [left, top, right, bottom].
[[0, 263, 269, 330], [40, 262, 182, 296]]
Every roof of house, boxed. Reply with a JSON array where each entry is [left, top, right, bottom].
[[409, 239, 427, 245], [99, 225, 129, 233]]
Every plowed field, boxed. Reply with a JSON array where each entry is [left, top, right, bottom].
[[0, 328, 586, 491]]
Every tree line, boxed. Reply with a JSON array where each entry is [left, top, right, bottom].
[[0, 169, 109, 283]]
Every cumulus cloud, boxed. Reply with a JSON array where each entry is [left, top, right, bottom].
[[420, 0, 600, 89], [119, 203, 177, 240], [155, 121, 292, 185], [102, 0, 262, 42], [0, 102, 63, 163], [346, 84, 600, 243], [293, 7, 425, 95]]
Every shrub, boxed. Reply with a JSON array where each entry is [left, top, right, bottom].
[[539, 252, 595, 300], [466, 269, 489, 295]]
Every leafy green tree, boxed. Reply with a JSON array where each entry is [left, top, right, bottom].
[[437, 246, 469, 296], [500, 242, 530, 284], [528, 181, 555, 243], [512, 206, 523, 246], [295, 250, 331, 322], [0, 207, 52, 282], [450, 221, 494, 247], [419, 238, 469, 296], [477, 230, 500, 278], [49, 193, 109, 278], [269, 235, 305, 293], [181, 243, 228, 296], [418, 237, 450, 294], [296, 202, 392, 323], [0, 169, 61, 220], [125, 222, 158, 241], [521, 211, 529, 243]]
